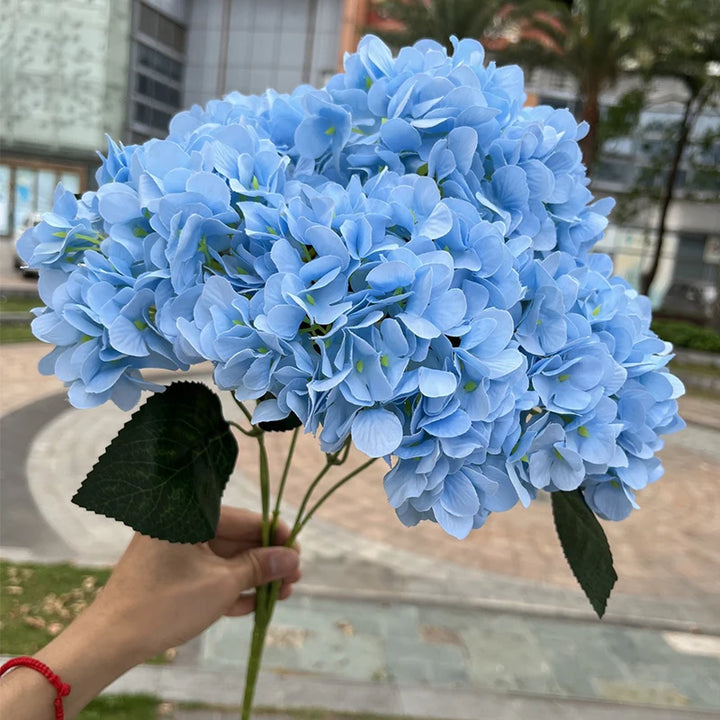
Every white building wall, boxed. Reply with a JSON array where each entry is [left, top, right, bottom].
[[183, 0, 343, 109], [0, 0, 132, 155]]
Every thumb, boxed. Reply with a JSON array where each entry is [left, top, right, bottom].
[[231, 546, 300, 590]]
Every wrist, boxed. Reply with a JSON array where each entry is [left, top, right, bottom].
[[70, 600, 151, 670], [31, 599, 148, 716], [0, 664, 59, 720]]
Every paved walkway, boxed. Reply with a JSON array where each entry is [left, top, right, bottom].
[[1, 338, 720, 718]]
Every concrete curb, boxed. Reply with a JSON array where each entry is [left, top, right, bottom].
[[287, 583, 720, 636], [0, 311, 32, 325], [2, 655, 718, 720], [1, 542, 717, 637], [677, 371, 720, 394], [675, 348, 720, 369]]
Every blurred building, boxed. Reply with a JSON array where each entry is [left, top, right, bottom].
[[0, 0, 347, 244], [0, 0, 133, 237], [2, 0, 717, 316]]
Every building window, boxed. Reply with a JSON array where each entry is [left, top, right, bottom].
[[594, 155, 637, 187], [136, 72, 181, 107], [136, 42, 183, 83], [128, 2, 186, 141], [0, 162, 84, 239], [133, 101, 173, 131], [137, 4, 185, 54]]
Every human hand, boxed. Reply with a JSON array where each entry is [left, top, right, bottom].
[[93, 505, 301, 663], [0, 506, 301, 720]]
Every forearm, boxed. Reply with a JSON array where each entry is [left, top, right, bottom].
[[0, 601, 147, 720], [0, 511, 300, 718]]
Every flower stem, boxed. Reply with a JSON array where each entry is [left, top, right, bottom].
[[291, 459, 333, 530], [228, 420, 261, 438], [257, 432, 271, 547], [239, 430, 373, 720], [241, 588, 272, 720], [270, 426, 300, 539], [290, 437, 352, 529], [241, 422, 273, 720], [289, 456, 377, 543], [232, 397, 255, 425]]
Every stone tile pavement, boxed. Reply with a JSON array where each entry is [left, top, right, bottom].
[[1, 339, 720, 718], [190, 596, 720, 714]]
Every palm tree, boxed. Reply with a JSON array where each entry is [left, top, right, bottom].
[[637, 0, 720, 296], [368, 0, 509, 55], [368, 1, 658, 172], [498, 0, 660, 172]]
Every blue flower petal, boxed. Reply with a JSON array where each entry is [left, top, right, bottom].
[[366, 261, 415, 293], [432, 504, 474, 539], [351, 407, 403, 457], [381, 118, 421, 152], [440, 472, 480, 517], [418, 367, 457, 397]]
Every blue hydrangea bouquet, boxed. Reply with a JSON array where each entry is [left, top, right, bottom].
[[19, 36, 685, 719]]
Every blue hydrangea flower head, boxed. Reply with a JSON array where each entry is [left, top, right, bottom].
[[19, 34, 684, 539]]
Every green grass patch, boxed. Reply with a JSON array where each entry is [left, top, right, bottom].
[[0, 560, 112, 655], [0, 296, 40, 313], [684, 386, 720, 402], [670, 361, 720, 379], [79, 695, 160, 720], [0, 294, 40, 343], [0, 323, 36, 343], [652, 319, 720, 353], [0, 560, 173, 662]]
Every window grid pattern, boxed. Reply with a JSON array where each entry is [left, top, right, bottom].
[[129, 1, 187, 140]]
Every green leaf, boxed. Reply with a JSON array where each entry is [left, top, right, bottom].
[[551, 489, 618, 618], [258, 413, 302, 432], [72, 382, 238, 543]]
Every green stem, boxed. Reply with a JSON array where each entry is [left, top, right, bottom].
[[257, 432, 271, 547], [228, 420, 261, 438], [232, 396, 255, 425], [241, 416, 272, 720], [241, 589, 273, 720], [270, 426, 300, 540], [288, 437, 353, 540], [239, 428, 372, 720], [291, 459, 334, 532], [334, 436, 352, 465], [289, 457, 377, 543]]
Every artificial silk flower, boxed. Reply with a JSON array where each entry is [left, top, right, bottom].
[[19, 35, 684, 539]]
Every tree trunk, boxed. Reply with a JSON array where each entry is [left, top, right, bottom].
[[640, 84, 708, 297], [579, 77, 601, 173]]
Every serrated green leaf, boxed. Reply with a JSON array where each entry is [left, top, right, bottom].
[[552, 489, 617, 618], [72, 382, 238, 543], [258, 413, 302, 432]]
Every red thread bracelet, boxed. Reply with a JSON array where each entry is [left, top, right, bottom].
[[0, 656, 71, 719]]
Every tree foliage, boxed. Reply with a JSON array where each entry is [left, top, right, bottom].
[[498, 0, 661, 171], [368, 0, 509, 54], [636, 0, 720, 295]]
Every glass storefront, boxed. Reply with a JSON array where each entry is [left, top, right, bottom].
[[0, 162, 84, 240], [0, 166, 10, 236]]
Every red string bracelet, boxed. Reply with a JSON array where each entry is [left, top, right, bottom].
[[0, 656, 71, 719]]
